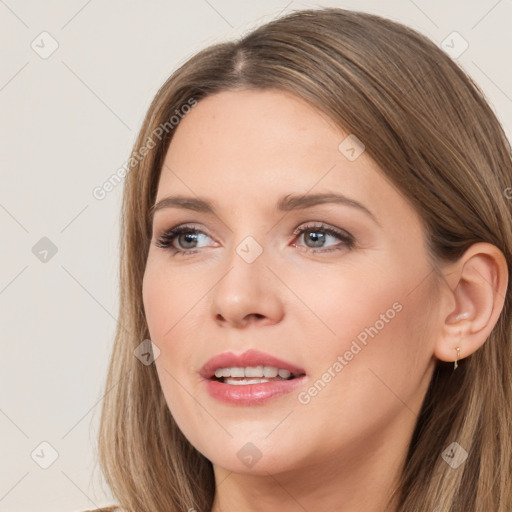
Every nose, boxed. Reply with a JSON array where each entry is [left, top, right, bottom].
[[210, 246, 284, 329]]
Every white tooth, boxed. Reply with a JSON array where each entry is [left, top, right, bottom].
[[230, 367, 245, 377], [224, 378, 270, 385], [263, 366, 278, 377], [214, 366, 294, 379], [278, 369, 291, 379], [245, 366, 264, 377]]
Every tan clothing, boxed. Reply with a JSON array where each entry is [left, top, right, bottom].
[[82, 507, 120, 512]]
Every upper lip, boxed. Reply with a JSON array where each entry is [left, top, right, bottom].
[[200, 349, 306, 379]]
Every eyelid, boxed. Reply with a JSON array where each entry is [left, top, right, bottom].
[[154, 221, 355, 254], [291, 222, 355, 252], [153, 223, 217, 250], [292, 221, 351, 238]]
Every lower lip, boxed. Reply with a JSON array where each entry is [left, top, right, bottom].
[[204, 376, 307, 405]]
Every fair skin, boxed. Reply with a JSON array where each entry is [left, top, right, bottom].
[[142, 89, 508, 512]]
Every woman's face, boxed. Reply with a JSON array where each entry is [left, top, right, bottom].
[[142, 89, 441, 477]]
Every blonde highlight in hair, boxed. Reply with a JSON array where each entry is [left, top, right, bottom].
[[97, 7, 512, 511]]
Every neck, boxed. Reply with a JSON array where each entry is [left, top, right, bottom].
[[210, 408, 414, 512]]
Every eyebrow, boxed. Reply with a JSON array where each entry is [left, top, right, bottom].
[[150, 192, 380, 225]]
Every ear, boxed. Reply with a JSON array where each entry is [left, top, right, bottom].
[[434, 242, 508, 365]]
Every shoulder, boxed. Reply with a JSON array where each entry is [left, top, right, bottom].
[[81, 507, 122, 512]]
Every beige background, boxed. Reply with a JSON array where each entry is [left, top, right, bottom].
[[1, 1, 511, 511]]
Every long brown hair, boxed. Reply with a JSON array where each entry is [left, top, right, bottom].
[[96, 7, 512, 511]]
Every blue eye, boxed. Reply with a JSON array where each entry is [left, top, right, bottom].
[[154, 222, 355, 255], [292, 223, 355, 252], [154, 225, 212, 254]]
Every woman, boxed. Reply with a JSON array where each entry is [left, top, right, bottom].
[[91, 7, 512, 512]]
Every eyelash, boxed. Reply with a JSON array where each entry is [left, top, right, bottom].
[[153, 222, 355, 256]]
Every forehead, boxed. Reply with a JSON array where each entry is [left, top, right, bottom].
[[163, 88, 345, 176], [156, 89, 415, 228]]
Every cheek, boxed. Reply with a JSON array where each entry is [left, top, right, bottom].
[[142, 267, 167, 340], [319, 276, 435, 419], [142, 261, 204, 389], [142, 266, 203, 439], [142, 260, 197, 341], [299, 253, 435, 399]]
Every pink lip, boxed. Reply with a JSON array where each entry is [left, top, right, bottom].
[[200, 349, 306, 379], [204, 376, 307, 405], [200, 349, 307, 406]]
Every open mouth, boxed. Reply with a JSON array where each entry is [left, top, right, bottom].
[[200, 351, 307, 399], [202, 360, 307, 404], [212, 374, 302, 385]]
